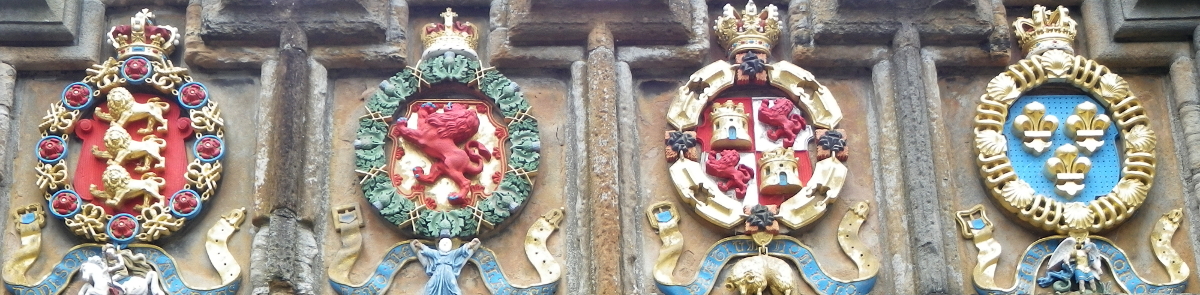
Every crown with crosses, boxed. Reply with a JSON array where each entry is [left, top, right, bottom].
[[421, 8, 480, 60], [713, 0, 781, 57], [106, 8, 179, 61], [1013, 5, 1078, 57]]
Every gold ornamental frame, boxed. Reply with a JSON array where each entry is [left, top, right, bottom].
[[972, 48, 1157, 234]]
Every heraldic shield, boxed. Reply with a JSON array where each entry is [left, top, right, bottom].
[[5, 8, 246, 295], [328, 8, 563, 295], [954, 5, 1190, 295], [649, 2, 878, 295]]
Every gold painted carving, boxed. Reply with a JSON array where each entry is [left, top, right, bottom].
[[1012, 101, 1057, 155], [646, 202, 685, 284], [668, 61, 735, 130], [91, 125, 167, 173], [767, 61, 842, 129], [709, 101, 753, 150], [723, 255, 796, 295], [837, 201, 878, 278], [94, 87, 170, 134], [971, 6, 1156, 233], [2, 205, 46, 285], [647, 201, 877, 286], [65, 204, 109, 241], [329, 204, 365, 283], [757, 147, 801, 195], [206, 208, 246, 285], [1065, 101, 1110, 154], [34, 161, 68, 192], [775, 157, 846, 229], [668, 158, 746, 228], [191, 101, 226, 136], [713, 0, 779, 56], [186, 161, 223, 200], [524, 208, 565, 284], [89, 163, 167, 209], [1044, 145, 1090, 198], [1149, 208, 1190, 283], [38, 102, 78, 135]]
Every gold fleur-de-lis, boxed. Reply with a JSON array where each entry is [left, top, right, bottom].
[[1066, 101, 1110, 154], [1044, 145, 1091, 198], [1013, 102, 1058, 155]]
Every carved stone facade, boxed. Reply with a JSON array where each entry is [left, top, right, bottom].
[[1, 0, 1199, 294]]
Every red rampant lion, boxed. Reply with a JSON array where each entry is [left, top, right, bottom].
[[391, 102, 492, 205], [705, 149, 754, 199], [758, 98, 807, 148]]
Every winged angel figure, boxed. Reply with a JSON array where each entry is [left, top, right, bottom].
[[1037, 237, 1104, 293]]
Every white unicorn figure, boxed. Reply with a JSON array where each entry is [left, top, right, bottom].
[[77, 245, 167, 295]]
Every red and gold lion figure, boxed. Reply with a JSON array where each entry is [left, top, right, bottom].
[[705, 149, 754, 199], [391, 102, 492, 205], [758, 98, 807, 147]]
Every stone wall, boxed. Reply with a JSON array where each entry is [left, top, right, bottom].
[[1, 0, 1198, 294]]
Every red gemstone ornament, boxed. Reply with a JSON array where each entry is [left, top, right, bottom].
[[110, 216, 137, 239], [64, 85, 90, 107], [197, 137, 222, 159], [39, 138, 65, 160], [124, 58, 148, 80], [52, 192, 78, 215], [172, 191, 198, 214], [181, 84, 207, 106]]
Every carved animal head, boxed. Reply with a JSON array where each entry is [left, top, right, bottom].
[[724, 270, 766, 295], [708, 149, 742, 166], [425, 105, 481, 143], [101, 164, 132, 192], [107, 87, 136, 115], [102, 126, 133, 150]]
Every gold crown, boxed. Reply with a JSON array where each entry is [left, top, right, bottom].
[[106, 9, 178, 61], [759, 147, 796, 166], [421, 8, 479, 60], [1013, 5, 1077, 57], [710, 100, 748, 120], [713, 0, 780, 57]]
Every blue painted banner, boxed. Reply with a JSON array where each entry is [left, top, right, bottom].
[[329, 245, 559, 295], [975, 238, 1187, 294], [4, 245, 241, 295], [655, 237, 877, 295]]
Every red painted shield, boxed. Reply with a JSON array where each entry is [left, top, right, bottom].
[[694, 97, 814, 207], [73, 92, 192, 216]]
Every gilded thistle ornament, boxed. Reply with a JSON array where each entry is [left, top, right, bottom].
[[650, 2, 877, 295], [958, 5, 1187, 294]]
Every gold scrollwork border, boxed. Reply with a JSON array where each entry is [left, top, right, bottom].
[[972, 49, 1156, 234]]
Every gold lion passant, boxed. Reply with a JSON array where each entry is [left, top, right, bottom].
[[90, 163, 166, 209], [92, 125, 166, 173], [95, 87, 170, 134]]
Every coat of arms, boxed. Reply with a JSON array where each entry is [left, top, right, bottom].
[[5, 9, 245, 295], [330, 8, 561, 295], [955, 5, 1188, 294], [650, 2, 877, 295]]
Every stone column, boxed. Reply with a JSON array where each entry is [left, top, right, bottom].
[[249, 23, 326, 295], [584, 23, 624, 295], [890, 23, 954, 294], [0, 62, 14, 240]]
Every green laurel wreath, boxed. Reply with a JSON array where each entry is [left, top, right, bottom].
[[355, 53, 540, 239]]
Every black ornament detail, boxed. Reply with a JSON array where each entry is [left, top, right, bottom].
[[746, 204, 777, 228], [818, 130, 846, 153], [666, 131, 699, 152], [740, 51, 767, 76]]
